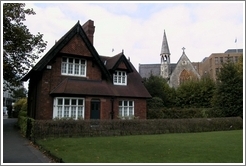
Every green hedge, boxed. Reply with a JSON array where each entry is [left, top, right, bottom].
[[147, 107, 221, 119], [32, 117, 243, 140]]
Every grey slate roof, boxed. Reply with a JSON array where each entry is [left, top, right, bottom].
[[160, 30, 170, 55], [139, 64, 160, 78]]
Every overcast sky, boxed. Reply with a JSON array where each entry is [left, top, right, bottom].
[[21, 1, 244, 72]]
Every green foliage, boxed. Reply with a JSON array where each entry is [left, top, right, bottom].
[[148, 107, 215, 119], [12, 86, 27, 99], [32, 117, 243, 139], [212, 59, 243, 117], [143, 75, 176, 107], [3, 3, 47, 89], [176, 77, 215, 108], [14, 98, 27, 112], [147, 97, 164, 109]]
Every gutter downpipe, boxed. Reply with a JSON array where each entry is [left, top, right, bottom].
[[110, 97, 114, 119]]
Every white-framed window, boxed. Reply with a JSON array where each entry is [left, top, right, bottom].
[[61, 57, 86, 76], [119, 100, 134, 118], [113, 71, 127, 85], [53, 97, 85, 120]]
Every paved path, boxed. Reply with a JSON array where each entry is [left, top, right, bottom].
[[2, 117, 52, 163]]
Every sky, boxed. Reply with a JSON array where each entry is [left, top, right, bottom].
[[4, 1, 246, 74]]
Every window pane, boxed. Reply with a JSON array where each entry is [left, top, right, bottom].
[[129, 107, 133, 116], [71, 106, 76, 118], [68, 64, 73, 74], [81, 60, 86, 65], [78, 106, 83, 118], [71, 99, 76, 105], [75, 59, 79, 64], [119, 101, 122, 106], [57, 106, 62, 118], [64, 106, 69, 117], [124, 107, 128, 116], [78, 99, 83, 105], [65, 99, 70, 105], [80, 66, 85, 75], [129, 101, 133, 106], [61, 63, 67, 73], [124, 101, 128, 106], [69, 58, 73, 63], [114, 75, 117, 83], [74, 64, 79, 74], [58, 99, 63, 105]]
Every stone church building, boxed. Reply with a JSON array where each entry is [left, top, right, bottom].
[[139, 30, 201, 88]]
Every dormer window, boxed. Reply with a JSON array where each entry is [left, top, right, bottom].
[[113, 71, 127, 85], [61, 57, 86, 76]]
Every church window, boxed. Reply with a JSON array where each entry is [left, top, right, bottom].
[[179, 69, 191, 85], [182, 60, 187, 65]]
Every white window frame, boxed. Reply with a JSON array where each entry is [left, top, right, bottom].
[[53, 97, 85, 120], [118, 100, 134, 118], [61, 57, 87, 77], [113, 71, 127, 85]]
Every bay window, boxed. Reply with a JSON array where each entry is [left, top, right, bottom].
[[53, 97, 85, 120]]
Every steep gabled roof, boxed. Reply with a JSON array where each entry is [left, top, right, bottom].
[[21, 21, 111, 81], [103, 52, 133, 73], [160, 30, 170, 55]]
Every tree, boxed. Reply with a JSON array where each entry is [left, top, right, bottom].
[[212, 58, 243, 117], [3, 3, 47, 90], [175, 76, 215, 108], [12, 86, 27, 99], [143, 75, 176, 107]]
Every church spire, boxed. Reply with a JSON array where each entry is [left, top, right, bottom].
[[160, 30, 171, 79], [160, 30, 170, 56]]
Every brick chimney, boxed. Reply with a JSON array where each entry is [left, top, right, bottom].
[[82, 20, 95, 45]]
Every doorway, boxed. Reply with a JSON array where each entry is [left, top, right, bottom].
[[90, 100, 100, 119]]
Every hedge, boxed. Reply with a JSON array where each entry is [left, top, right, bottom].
[[31, 117, 243, 140], [147, 107, 221, 119]]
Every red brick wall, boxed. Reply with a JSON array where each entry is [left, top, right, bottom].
[[29, 35, 147, 120]]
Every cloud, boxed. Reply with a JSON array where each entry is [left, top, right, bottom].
[[23, 2, 244, 72]]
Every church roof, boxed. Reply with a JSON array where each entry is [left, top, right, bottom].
[[160, 30, 170, 55]]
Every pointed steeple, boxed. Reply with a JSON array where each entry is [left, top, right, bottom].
[[160, 30, 170, 56]]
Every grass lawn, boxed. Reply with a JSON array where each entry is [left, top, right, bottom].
[[36, 130, 243, 163]]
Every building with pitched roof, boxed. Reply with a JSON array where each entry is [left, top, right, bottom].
[[139, 30, 200, 88], [21, 20, 151, 120]]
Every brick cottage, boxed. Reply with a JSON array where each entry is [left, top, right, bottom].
[[22, 20, 151, 120]]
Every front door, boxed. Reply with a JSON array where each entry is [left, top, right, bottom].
[[90, 100, 100, 119]]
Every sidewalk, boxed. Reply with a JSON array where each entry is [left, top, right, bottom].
[[2, 117, 53, 163]]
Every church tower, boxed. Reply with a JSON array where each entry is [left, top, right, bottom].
[[160, 30, 171, 79]]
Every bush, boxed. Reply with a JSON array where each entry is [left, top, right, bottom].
[[148, 107, 215, 119], [17, 98, 28, 136], [31, 117, 243, 140], [14, 98, 27, 118]]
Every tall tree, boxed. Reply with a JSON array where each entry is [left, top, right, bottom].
[[3, 3, 47, 90], [143, 75, 176, 107], [175, 76, 215, 108], [212, 57, 243, 117]]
